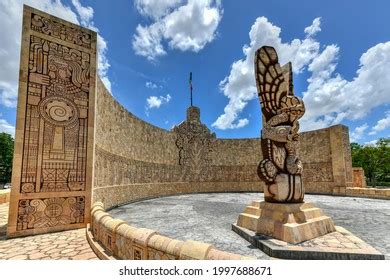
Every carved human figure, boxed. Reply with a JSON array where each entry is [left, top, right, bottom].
[[255, 46, 305, 203], [23, 36, 90, 193]]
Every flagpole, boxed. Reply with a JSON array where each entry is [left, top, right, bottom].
[[189, 72, 193, 107]]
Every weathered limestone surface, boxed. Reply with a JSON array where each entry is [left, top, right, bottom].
[[346, 187, 390, 199], [8, 5, 97, 237], [352, 167, 367, 188], [88, 202, 251, 260], [236, 201, 335, 244], [93, 78, 354, 209], [0, 190, 10, 204]]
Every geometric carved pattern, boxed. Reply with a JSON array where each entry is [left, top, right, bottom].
[[173, 106, 216, 182], [133, 247, 143, 260], [16, 196, 85, 230], [31, 13, 91, 49], [7, 6, 96, 237], [20, 35, 90, 193]]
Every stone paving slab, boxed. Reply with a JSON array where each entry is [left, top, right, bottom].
[[0, 203, 98, 260]]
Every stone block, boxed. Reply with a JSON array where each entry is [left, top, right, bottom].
[[236, 201, 336, 244], [180, 240, 213, 260]]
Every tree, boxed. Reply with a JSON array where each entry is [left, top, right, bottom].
[[351, 138, 390, 187], [0, 132, 14, 184]]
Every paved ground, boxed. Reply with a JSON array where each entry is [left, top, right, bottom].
[[109, 193, 390, 259], [0, 203, 98, 260]]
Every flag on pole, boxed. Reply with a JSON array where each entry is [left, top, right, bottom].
[[189, 72, 193, 92], [189, 72, 193, 106]]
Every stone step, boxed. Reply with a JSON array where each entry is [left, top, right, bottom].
[[236, 213, 258, 232], [300, 208, 324, 220], [244, 206, 261, 216], [251, 200, 262, 208]]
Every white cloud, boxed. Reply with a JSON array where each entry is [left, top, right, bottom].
[[133, 0, 223, 61], [235, 118, 249, 129], [134, 0, 183, 20], [133, 23, 167, 62], [213, 15, 390, 132], [96, 34, 112, 92], [0, 0, 111, 109], [350, 123, 368, 143], [304, 17, 321, 36], [71, 0, 93, 25], [0, 118, 15, 136], [369, 111, 390, 135], [364, 140, 378, 146], [301, 42, 390, 131], [146, 81, 159, 89], [146, 94, 171, 109], [212, 17, 322, 130]]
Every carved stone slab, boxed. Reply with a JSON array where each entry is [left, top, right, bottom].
[[173, 107, 216, 182], [7, 5, 97, 237]]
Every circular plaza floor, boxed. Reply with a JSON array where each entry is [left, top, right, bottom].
[[108, 193, 390, 259]]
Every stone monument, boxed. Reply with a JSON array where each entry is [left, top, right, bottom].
[[233, 47, 383, 259], [7, 5, 97, 237], [235, 46, 336, 244], [173, 106, 216, 182]]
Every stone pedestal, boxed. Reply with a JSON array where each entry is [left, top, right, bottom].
[[236, 201, 335, 244]]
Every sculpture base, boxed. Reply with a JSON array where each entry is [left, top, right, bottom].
[[236, 201, 335, 244], [232, 224, 384, 260]]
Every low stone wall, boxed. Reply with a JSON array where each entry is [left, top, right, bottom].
[[0, 189, 10, 204], [88, 202, 251, 260], [346, 187, 390, 200]]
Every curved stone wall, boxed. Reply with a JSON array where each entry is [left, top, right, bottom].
[[88, 202, 250, 260], [93, 78, 354, 209]]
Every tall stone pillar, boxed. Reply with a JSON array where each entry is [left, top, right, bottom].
[[329, 125, 353, 194], [7, 5, 97, 237]]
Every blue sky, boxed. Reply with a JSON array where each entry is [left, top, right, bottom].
[[0, 0, 389, 143]]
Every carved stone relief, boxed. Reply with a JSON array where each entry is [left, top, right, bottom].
[[16, 196, 85, 230], [20, 35, 90, 194], [31, 13, 92, 49], [8, 6, 96, 237], [173, 107, 216, 182]]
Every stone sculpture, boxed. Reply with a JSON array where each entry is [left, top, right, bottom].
[[234, 46, 336, 245], [255, 46, 305, 203]]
